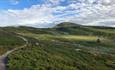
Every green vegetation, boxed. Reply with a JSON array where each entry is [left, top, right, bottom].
[[0, 29, 25, 55], [0, 22, 115, 70]]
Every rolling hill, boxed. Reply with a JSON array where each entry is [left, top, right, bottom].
[[0, 22, 115, 70]]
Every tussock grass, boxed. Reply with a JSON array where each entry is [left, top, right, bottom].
[[59, 35, 99, 41]]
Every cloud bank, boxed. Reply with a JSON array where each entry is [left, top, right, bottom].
[[0, 0, 115, 27]]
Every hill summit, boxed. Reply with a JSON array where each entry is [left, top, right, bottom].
[[55, 22, 81, 27]]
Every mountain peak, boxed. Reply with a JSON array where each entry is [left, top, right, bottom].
[[55, 22, 81, 27]]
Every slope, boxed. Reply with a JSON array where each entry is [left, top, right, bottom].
[[1, 22, 114, 70]]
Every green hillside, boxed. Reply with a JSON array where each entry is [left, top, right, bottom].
[[0, 29, 25, 55], [0, 22, 115, 70]]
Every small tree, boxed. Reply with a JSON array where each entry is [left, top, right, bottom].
[[97, 38, 101, 43]]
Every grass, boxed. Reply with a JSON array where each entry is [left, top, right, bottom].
[[59, 35, 100, 41], [0, 22, 114, 70], [19, 33, 101, 41], [7, 36, 115, 70], [17, 33, 115, 53], [0, 30, 25, 55]]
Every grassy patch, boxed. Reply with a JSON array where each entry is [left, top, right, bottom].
[[59, 35, 99, 41], [0, 30, 25, 55]]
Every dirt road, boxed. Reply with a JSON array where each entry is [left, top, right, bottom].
[[0, 36, 28, 70]]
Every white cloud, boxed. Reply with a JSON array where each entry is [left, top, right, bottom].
[[0, 0, 115, 27], [9, 0, 20, 5]]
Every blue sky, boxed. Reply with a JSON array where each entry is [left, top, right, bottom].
[[0, 0, 43, 9], [0, 0, 115, 27]]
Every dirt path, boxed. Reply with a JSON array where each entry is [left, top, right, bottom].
[[0, 36, 28, 70]]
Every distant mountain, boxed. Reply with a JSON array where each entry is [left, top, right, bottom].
[[55, 22, 81, 27]]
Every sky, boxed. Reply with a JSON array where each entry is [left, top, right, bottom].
[[0, 0, 115, 28]]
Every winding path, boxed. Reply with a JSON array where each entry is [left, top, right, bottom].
[[0, 36, 28, 70]]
